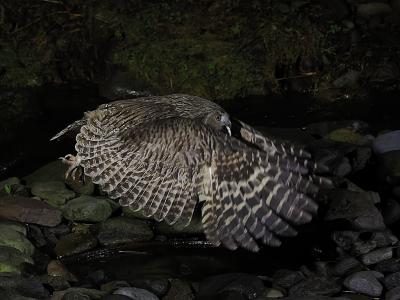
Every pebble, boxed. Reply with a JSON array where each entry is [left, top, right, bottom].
[[114, 287, 159, 300], [63, 196, 113, 222], [54, 232, 98, 257], [373, 130, 400, 154], [96, 217, 154, 246], [361, 247, 393, 265], [343, 271, 383, 297], [0, 195, 62, 227], [31, 181, 75, 207]]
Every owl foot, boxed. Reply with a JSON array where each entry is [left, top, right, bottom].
[[59, 154, 83, 181]]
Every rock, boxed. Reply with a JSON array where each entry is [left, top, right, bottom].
[[23, 160, 67, 187], [96, 217, 154, 246], [273, 269, 305, 289], [87, 270, 108, 286], [47, 260, 77, 282], [0, 177, 20, 196], [0, 195, 62, 227], [377, 151, 400, 184], [0, 246, 33, 274], [306, 120, 369, 138], [31, 181, 75, 207], [100, 281, 130, 293], [288, 277, 341, 297], [0, 226, 35, 256], [129, 279, 170, 297], [326, 128, 367, 145], [333, 257, 362, 276], [65, 175, 95, 196], [325, 190, 385, 231], [63, 291, 91, 300], [63, 196, 113, 222], [332, 70, 360, 89], [382, 198, 400, 225], [113, 287, 159, 300], [386, 286, 400, 300], [0, 220, 27, 236], [28, 224, 47, 248], [100, 295, 132, 300], [0, 275, 49, 299], [371, 231, 398, 248], [361, 247, 393, 265], [41, 274, 71, 291], [357, 3, 392, 18], [375, 257, 400, 274], [384, 271, 400, 290], [198, 273, 264, 299], [54, 232, 98, 257], [343, 271, 383, 297], [0, 290, 39, 300], [52, 288, 106, 300], [163, 279, 193, 300], [373, 130, 400, 155], [261, 288, 284, 298]]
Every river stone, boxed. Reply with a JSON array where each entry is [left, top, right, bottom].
[[333, 257, 362, 276], [0, 220, 26, 236], [52, 288, 106, 299], [0, 226, 35, 256], [65, 175, 95, 196], [0, 195, 62, 227], [0, 290, 38, 300], [377, 150, 400, 184], [384, 271, 400, 290], [357, 2, 392, 18], [0, 275, 49, 299], [31, 181, 75, 207], [47, 260, 77, 282], [343, 271, 383, 297], [164, 279, 194, 300], [97, 217, 154, 246], [386, 286, 400, 300], [373, 130, 400, 154], [54, 232, 98, 257], [273, 269, 305, 289], [23, 160, 67, 187], [114, 287, 159, 300], [288, 277, 341, 297], [375, 257, 400, 274], [63, 196, 113, 222], [0, 177, 20, 194], [100, 281, 130, 293], [361, 247, 393, 265], [325, 128, 366, 145], [0, 246, 33, 274], [129, 279, 170, 297]]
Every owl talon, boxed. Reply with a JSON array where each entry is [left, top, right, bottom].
[[59, 154, 82, 181]]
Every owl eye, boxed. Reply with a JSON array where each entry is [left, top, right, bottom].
[[215, 115, 221, 121]]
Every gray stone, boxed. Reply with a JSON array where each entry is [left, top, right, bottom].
[[371, 231, 398, 248], [273, 269, 305, 289], [332, 70, 360, 88], [343, 271, 383, 297], [199, 273, 264, 299], [0, 290, 38, 300], [357, 3, 392, 18], [261, 288, 284, 298], [100, 281, 130, 293], [163, 279, 193, 300], [373, 130, 400, 155], [382, 198, 400, 225], [63, 291, 91, 300], [0, 220, 27, 235], [53, 288, 106, 299], [0, 275, 49, 299], [97, 217, 154, 246], [386, 286, 400, 300], [377, 151, 400, 184], [375, 257, 400, 274], [31, 181, 75, 207], [384, 271, 400, 290], [63, 196, 113, 222], [361, 247, 393, 265], [55, 232, 98, 257], [130, 279, 170, 297], [0, 226, 35, 256], [333, 257, 362, 276], [288, 277, 341, 297], [23, 160, 67, 187], [114, 287, 159, 300], [0, 195, 62, 227], [0, 246, 33, 274], [100, 295, 132, 300]]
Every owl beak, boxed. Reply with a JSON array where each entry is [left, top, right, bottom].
[[225, 125, 231, 136]]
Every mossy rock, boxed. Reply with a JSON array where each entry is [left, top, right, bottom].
[[62, 196, 113, 223], [326, 128, 367, 145], [31, 181, 75, 207], [23, 161, 68, 188], [0, 227, 35, 256]]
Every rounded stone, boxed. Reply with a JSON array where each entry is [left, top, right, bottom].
[[63, 196, 113, 222]]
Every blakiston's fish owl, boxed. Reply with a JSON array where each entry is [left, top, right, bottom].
[[51, 94, 331, 252]]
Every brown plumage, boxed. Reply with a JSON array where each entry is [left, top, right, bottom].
[[52, 94, 331, 251]]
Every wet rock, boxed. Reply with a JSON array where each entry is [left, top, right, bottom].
[[114, 287, 159, 300], [306, 120, 369, 138], [31, 181, 75, 207], [357, 2, 392, 18], [373, 130, 400, 155], [0, 220, 27, 236], [0, 195, 62, 226], [371, 231, 398, 247], [63, 196, 113, 222], [88, 269, 108, 286], [288, 277, 341, 297], [100, 281, 130, 293], [375, 257, 400, 274], [377, 150, 400, 184], [130, 279, 170, 297], [199, 273, 264, 299], [47, 260, 77, 282], [52, 288, 106, 299], [0, 246, 33, 274], [96, 217, 154, 246], [23, 160, 67, 187], [333, 257, 362, 276], [273, 269, 305, 289], [163, 279, 193, 300], [332, 70, 360, 89], [384, 271, 400, 290], [352, 147, 372, 173], [325, 128, 368, 146], [0, 275, 49, 299], [382, 198, 400, 225], [325, 190, 385, 231], [261, 288, 284, 298], [386, 286, 400, 300], [28, 225, 47, 248], [0, 290, 39, 300], [361, 247, 393, 265], [41, 274, 71, 291], [0, 177, 20, 196], [343, 271, 383, 297], [65, 175, 95, 196], [63, 291, 91, 300], [54, 232, 98, 257], [0, 226, 35, 256]]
